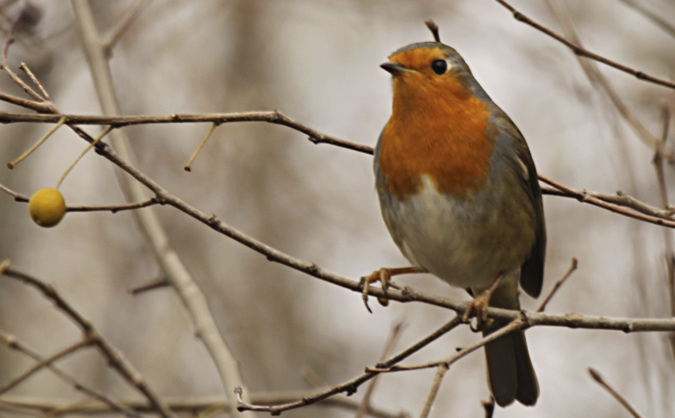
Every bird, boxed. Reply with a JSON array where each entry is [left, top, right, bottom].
[[372, 41, 546, 407]]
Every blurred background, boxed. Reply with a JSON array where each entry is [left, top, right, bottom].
[[1, 0, 675, 417]]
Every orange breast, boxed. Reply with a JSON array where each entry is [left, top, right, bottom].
[[378, 76, 495, 200]]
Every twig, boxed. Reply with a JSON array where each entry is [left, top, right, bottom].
[[184, 122, 218, 171], [2, 109, 675, 227], [1, 35, 45, 102], [425, 19, 440, 42], [0, 393, 408, 418], [418, 363, 448, 418], [588, 368, 644, 418], [367, 320, 525, 373], [537, 257, 578, 312], [128, 276, 170, 294], [0, 337, 94, 394], [19, 62, 50, 101], [0, 91, 52, 112], [7, 116, 66, 168], [102, 0, 147, 55], [0, 182, 158, 212], [235, 317, 463, 415], [356, 321, 405, 418], [65, 198, 159, 213], [539, 175, 675, 228], [0, 110, 374, 154], [541, 185, 675, 220], [0, 330, 141, 418], [618, 0, 675, 39], [494, 0, 675, 90], [545, 0, 673, 161], [1, 266, 176, 418], [56, 125, 113, 189], [654, 102, 675, 317]]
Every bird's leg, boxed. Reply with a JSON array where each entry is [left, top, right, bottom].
[[360, 266, 421, 312], [463, 273, 504, 330]]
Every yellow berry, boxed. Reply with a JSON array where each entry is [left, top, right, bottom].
[[28, 188, 66, 227]]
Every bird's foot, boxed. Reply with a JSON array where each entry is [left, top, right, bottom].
[[463, 274, 504, 330], [360, 266, 420, 313]]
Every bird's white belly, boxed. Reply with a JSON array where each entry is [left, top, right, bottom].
[[380, 176, 530, 292]]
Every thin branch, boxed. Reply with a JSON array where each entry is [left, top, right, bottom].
[[545, 0, 673, 161], [356, 321, 405, 418], [537, 257, 578, 312], [0, 182, 28, 202], [1, 110, 674, 228], [1, 35, 47, 103], [102, 0, 147, 55], [128, 276, 170, 294], [66, 198, 159, 213], [0, 393, 408, 418], [654, 101, 675, 317], [1, 267, 176, 418], [0, 110, 373, 154], [0, 91, 52, 112], [0, 330, 141, 418], [418, 364, 448, 418], [618, 0, 675, 39], [19, 62, 50, 101], [0, 182, 159, 212], [494, 0, 675, 90], [589, 368, 644, 418], [0, 338, 94, 394], [541, 185, 675, 220], [235, 317, 463, 415], [424, 19, 440, 42], [367, 320, 525, 373], [540, 175, 675, 228]]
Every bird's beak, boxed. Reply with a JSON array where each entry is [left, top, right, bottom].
[[380, 62, 410, 76]]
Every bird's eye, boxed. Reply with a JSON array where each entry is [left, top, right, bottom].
[[431, 59, 447, 75]]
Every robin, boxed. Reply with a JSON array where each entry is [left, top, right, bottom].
[[372, 41, 546, 407]]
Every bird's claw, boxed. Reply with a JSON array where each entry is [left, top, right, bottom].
[[361, 268, 397, 313], [463, 274, 504, 331]]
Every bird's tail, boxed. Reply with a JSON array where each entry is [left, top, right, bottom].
[[481, 276, 538, 406], [483, 319, 538, 406]]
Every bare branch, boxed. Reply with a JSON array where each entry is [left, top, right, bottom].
[[494, 0, 675, 90], [1, 109, 673, 229], [1, 267, 176, 418], [418, 363, 448, 418], [0, 330, 141, 418], [618, 0, 675, 39], [356, 321, 405, 418], [540, 176, 675, 228], [0, 110, 373, 154], [0, 182, 158, 212], [236, 317, 463, 414], [368, 320, 525, 373], [589, 368, 644, 418], [0, 393, 409, 418], [537, 257, 578, 312], [103, 0, 147, 55], [425, 19, 440, 42], [545, 0, 673, 161], [0, 338, 94, 394]]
